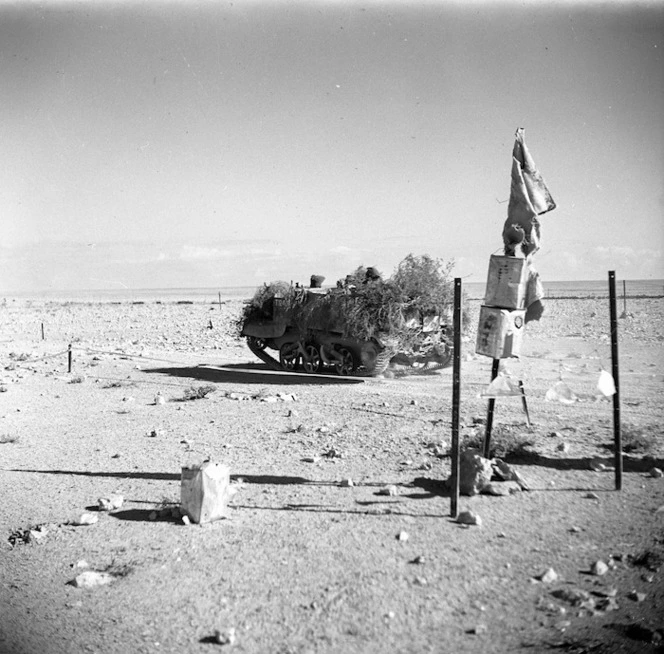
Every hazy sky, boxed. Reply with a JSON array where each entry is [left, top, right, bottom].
[[1, 0, 663, 292]]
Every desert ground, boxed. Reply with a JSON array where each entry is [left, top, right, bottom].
[[1, 294, 663, 654]]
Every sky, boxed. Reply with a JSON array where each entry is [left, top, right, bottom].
[[1, 0, 663, 293]]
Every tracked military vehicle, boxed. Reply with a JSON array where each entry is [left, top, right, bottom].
[[239, 266, 453, 376]]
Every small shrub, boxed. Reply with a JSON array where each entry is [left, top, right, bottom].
[[0, 433, 19, 444], [462, 426, 535, 459], [69, 376, 85, 384], [620, 424, 659, 454], [182, 385, 216, 401], [103, 560, 135, 578], [102, 380, 137, 389]]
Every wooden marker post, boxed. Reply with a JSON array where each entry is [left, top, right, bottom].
[[41, 323, 45, 340], [218, 291, 222, 311], [450, 278, 462, 518], [483, 358, 500, 458], [608, 271, 623, 490], [68, 343, 72, 373], [518, 379, 531, 428]]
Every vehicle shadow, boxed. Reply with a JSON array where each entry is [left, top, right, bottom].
[[143, 363, 365, 386]]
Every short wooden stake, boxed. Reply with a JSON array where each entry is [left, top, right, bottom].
[[483, 358, 500, 458], [41, 322, 45, 340], [68, 343, 73, 373], [450, 278, 462, 519], [218, 291, 222, 311], [519, 380, 531, 428], [608, 271, 623, 490], [622, 279, 627, 316]]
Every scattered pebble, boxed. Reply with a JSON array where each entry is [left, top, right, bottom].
[[536, 568, 559, 584], [536, 598, 566, 615], [378, 485, 399, 496], [339, 478, 354, 487], [28, 528, 48, 543], [396, 530, 409, 542], [98, 495, 124, 512], [650, 467, 663, 478], [72, 570, 115, 589], [409, 555, 425, 565], [72, 513, 98, 526], [589, 459, 606, 472], [595, 596, 619, 612], [552, 587, 593, 607], [628, 590, 647, 602], [557, 442, 570, 453], [213, 628, 236, 646], [456, 510, 482, 526], [596, 587, 618, 598], [584, 492, 600, 500], [590, 560, 609, 576], [466, 623, 487, 635]]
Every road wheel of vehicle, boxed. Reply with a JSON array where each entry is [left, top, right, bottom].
[[334, 347, 355, 376], [279, 343, 299, 371], [247, 336, 267, 351], [302, 345, 321, 373]]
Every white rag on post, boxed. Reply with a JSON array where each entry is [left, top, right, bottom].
[[503, 128, 556, 258]]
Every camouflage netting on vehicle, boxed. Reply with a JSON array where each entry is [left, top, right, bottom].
[[238, 255, 461, 354]]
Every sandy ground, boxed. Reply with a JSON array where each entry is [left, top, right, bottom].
[[1, 295, 663, 654]]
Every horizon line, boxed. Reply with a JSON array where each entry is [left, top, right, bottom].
[[2, 278, 663, 296]]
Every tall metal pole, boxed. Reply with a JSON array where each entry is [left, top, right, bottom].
[[608, 271, 622, 490], [450, 278, 462, 518]]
